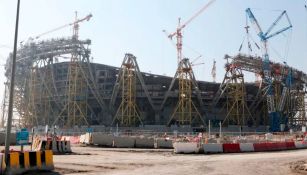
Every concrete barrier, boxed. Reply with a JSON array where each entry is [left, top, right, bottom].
[[156, 139, 173, 149], [65, 141, 72, 152], [35, 140, 71, 154], [174, 142, 199, 153], [203, 143, 223, 153], [3, 150, 54, 174], [113, 136, 135, 148], [295, 141, 307, 149], [84, 133, 91, 144], [239, 143, 254, 152], [41, 150, 54, 170], [135, 138, 155, 148], [79, 134, 86, 144], [79, 134, 91, 144], [57, 141, 63, 153], [176, 141, 307, 154], [92, 133, 114, 147], [52, 140, 58, 153]]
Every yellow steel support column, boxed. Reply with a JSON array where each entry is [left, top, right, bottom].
[[222, 65, 253, 126], [113, 54, 142, 126], [168, 58, 204, 126]]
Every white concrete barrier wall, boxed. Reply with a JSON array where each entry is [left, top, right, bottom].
[[203, 143, 223, 153], [92, 133, 114, 147], [113, 137, 135, 148], [156, 139, 173, 149], [239, 143, 254, 152], [135, 138, 154, 148], [85, 133, 91, 144], [174, 142, 199, 153], [79, 134, 86, 143]]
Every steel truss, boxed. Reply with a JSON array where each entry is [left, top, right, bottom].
[[163, 58, 205, 126], [4, 38, 106, 127], [110, 53, 155, 126]]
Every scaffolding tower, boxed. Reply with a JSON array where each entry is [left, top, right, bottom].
[[222, 63, 253, 126], [166, 58, 205, 126], [111, 54, 144, 126]]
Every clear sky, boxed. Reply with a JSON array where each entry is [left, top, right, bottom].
[[0, 0, 306, 97]]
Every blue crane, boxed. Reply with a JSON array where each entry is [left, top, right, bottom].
[[245, 8, 292, 131]]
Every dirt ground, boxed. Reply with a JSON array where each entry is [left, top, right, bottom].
[[2, 145, 307, 175], [51, 146, 307, 175]]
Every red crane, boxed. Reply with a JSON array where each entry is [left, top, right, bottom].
[[166, 0, 216, 64]]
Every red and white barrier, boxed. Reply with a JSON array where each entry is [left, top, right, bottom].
[[174, 141, 306, 154]]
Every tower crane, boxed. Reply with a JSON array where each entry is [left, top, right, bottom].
[[166, 0, 216, 63], [246, 8, 292, 131], [23, 12, 92, 43], [163, 0, 215, 126]]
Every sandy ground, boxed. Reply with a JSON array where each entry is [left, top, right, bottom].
[[52, 146, 307, 175], [2, 145, 307, 175]]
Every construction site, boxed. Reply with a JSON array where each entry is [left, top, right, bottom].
[[1, 0, 307, 175], [2, 8, 307, 132]]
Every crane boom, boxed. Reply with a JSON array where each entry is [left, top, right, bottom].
[[168, 0, 216, 38], [31, 13, 92, 40], [166, 0, 216, 63], [246, 8, 264, 41], [180, 0, 216, 30]]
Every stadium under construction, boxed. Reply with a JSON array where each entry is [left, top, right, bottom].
[[1, 6, 307, 133], [1, 37, 306, 132]]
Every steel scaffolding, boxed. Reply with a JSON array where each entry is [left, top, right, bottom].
[[222, 63, 253, 126], [111, 54, 145, 126], [166, 58, 205, 126]]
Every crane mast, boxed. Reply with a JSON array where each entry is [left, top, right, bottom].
[[164, 0, 215, 126]]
